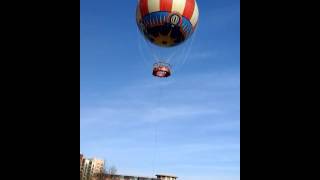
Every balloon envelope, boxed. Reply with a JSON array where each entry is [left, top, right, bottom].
[[136, 0, 199, 47]]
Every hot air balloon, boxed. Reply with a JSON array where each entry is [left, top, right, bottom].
[[136, 0, 199, 78]]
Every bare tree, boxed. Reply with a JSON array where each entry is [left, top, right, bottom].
[[92, 159, 107, 180], [93, 170, 106, 180], [107, 165, 117, 175], [103, 160, 117, 179]]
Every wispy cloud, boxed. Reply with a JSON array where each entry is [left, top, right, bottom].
[[201, 3, 240, 29], [81, 0, 239, 179], [81, 70, 239, 179], [81, 70, 239, 124], [189, 50, 218, 60]]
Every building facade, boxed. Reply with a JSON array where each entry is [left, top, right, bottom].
[[156, 175, 177, 180], [91, 174, 178, 180], [81, 156, 105, 180], [80, 154, 85, 178], [91, 174, 158, 180], [80, 154, 177, 180]]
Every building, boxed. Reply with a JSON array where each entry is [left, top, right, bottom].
[[91, 174, 158, 180], [156, 174, 177, 180], [80, 154, 84, 178], [90, 173, 178, 180], [80, 154, 83, 163], [80, 154, 177, 180], [81, 157, 105, 180]]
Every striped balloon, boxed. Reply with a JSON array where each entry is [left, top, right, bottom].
[[136, 0, 199, 47]]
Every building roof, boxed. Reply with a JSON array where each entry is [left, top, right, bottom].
[[156, 174, 178, 178], [105, 174, 157, 179]]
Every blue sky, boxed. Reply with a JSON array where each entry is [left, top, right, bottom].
[[80, 1, 239, 180]]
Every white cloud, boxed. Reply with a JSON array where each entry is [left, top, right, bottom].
[[189, 50, 218, 60], [80, 70, 240, 179]]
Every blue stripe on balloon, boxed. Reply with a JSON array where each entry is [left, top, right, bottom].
[[141, 11, 194, 40]]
